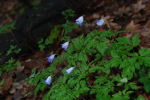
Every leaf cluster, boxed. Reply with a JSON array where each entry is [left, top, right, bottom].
[[38, 25, 61, 51], [0, 58, 21, 75], [29, 29, 150, 100], [0, 21, 16, 34], [6, 45, 21, 56]]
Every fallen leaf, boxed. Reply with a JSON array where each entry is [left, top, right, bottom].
[[113, 6, 131, 16], [132, 0, 145, 13], [2, 77, 13, 94]]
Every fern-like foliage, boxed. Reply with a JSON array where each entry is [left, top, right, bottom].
[[28, 29, 150, 100], [0, 58, 21, 75], [0, 21, 16, 34]]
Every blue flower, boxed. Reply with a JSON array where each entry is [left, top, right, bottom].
[[61, 42, 69, 50], [76, 16, 84, 26], [44, 76, 52, 85], [66, 67, 74, 75], [96, 19, 104, 26], [47, 54, 55, 63]]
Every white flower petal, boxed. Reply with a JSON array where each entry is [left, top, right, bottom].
[[45, 76, 52, 85], [66, 67, 74, 75]]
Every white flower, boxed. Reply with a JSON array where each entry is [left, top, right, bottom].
[[47, 54, 55, 63], [66, 67, 74, 75], [44, 76, 52, 85], [61, 42, 69, 50], [96, 19, 104, 26], [76, 16, 84, 26]]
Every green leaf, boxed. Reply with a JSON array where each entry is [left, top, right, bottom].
[[142, 57, 150, 66], [32, 1, 40, 6], [132, 34, 140, 47], [62, 9, 75, 20], [136, 96, 147, 100], [109, 57, 122, 67], [89, 65, 101, 73], [39, 45, 45, 51], [96, 94, 111, 100], [97, 42, 108, 55], [46, 25, 61, 45], [24, 92, 31, 97], [116, 37, 131, 45], [72, 36, 84, 51], [139, 74, 150, 93], [128, 82, 138, 90], [112, 95, 129, 100], [0, 20, 16, 34], [139, 48, 150, 56], [14, 48, 21, 54], [111, 50, 119, 58]]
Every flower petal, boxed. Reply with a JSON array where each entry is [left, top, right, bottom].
[[47, 54, 55, 63], [66, 67, 74, 75], [45, 76, 52, 85], [76, 16, 84, 26], [96, 19, 104, 26], [61, 42, 69, 50]]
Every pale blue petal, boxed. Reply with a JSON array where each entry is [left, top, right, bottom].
[[96, 19, 104, 26], [76, 16, 84, 26], [61, 42, 69, 50], [66, 67, 74, 75], [45, 76, 52, 85], [47, 54, 55, 63]]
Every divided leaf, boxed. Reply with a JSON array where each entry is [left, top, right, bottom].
[[131, 34, 140, 47], [97, 42, 108, 55], [116, 37, 131, 45], [139, 48, 150, 56]]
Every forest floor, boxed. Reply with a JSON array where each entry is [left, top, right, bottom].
[[0, 0, 150, 100]]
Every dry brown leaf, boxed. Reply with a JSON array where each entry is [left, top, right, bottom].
[[113, 6, 131, 16], [101, 15, 121, 30], [132, 0, 145, 13], [1, 77, 13, 94], [126, 21, 136, 30]]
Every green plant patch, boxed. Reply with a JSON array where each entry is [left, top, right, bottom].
[[6, 45, 21, 56], [0, 58, 21, 76], [38, 25, 61, 51], [61, 9, 78, 41], [31, 1, 40, 6], [0, 21, 16, 34], [27, 29, 150, 100]]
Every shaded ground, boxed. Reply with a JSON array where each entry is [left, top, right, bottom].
[[0, 0, 150, 100]]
